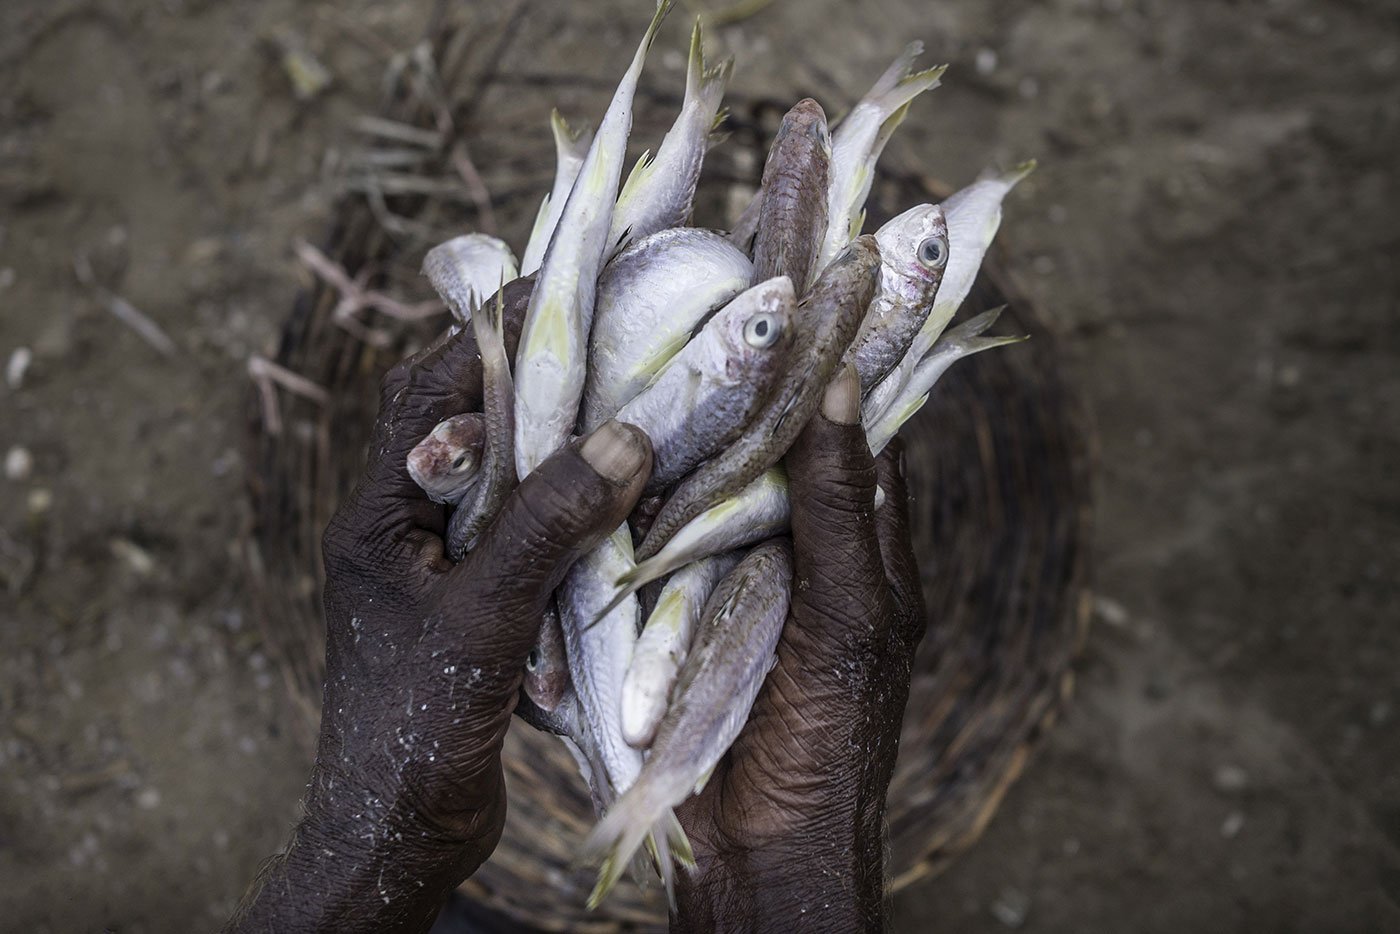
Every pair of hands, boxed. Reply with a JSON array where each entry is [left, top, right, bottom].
[[228, 283, 926, 933]]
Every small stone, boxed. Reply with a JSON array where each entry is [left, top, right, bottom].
[[1017, 76, 1039, 99], [109, 539, 156, 577], [1213, 764, 1248, 793], [975, 47, 999, 75], [0, 268, 14, 290], [1062, 837, 1080, 856], [1369, 700, 1392, 727], [1094, 596, 1129, 628], [136, 787, 161, 810], [1221, 810, 1245, 838], [990, 887, 1030, 928], [5, 446, 32, 481], [6, 347, 31, 389]]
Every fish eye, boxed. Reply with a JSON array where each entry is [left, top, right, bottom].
[[918, 236, 948, 268], [743, 313, 782, 349], [526, 649, 540, 671], [450, 453, 472, 473]]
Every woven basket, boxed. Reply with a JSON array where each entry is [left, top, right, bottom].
[[244, 7, 1092, 929]]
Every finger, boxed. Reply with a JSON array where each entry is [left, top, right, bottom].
[[352, 276, 536, 531], [784, 364, 893, 656], [874, 439, 925, 653], [450, 420, 652, 659]]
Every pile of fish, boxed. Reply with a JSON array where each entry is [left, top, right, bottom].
[[404, 0, 1031, 907]]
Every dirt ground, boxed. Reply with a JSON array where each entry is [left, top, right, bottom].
[[2, 0, 1397, 931]]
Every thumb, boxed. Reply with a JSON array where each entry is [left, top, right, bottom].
[[448, 420, 652, 657]]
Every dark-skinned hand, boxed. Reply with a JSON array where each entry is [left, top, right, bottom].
[[226, 279, 655, 934], [673, 365, 925, 933]]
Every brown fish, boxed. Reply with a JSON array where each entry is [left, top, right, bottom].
[[750, 98, 831, 295]]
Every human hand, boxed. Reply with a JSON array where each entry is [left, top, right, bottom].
[[673, 366, 925, 932], [228, 280, 653, 934]]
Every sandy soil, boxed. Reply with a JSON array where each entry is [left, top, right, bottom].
[[2, 0, 1397, 931]]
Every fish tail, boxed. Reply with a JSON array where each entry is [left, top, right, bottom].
[[550, 107, 593, 161], [938, 304, 1010, 343], [866, 42, 946, 117], [585, 776, 694, 908], [648, 808, 696, 910], [933, 306, 1028, 363], [469, 276, 509, 374], [983, 158, 1038, 188], [686, 18, 734, 114], [636, 0, 676, 67]]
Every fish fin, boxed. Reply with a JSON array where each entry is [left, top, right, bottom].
[[847, 206, 866, 242], [692, 765, 716, 796], [524, 293, 573, 362], [619, 149, 656, 202], [632, 330, 692, 390]]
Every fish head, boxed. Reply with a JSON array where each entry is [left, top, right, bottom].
[[713, 276, 797, 384], [406, 413, 486, 503], [423, 234, 519, 320], [771, 98, 832, 161], [875, 202, 949, 305]]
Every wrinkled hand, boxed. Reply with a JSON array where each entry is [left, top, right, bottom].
[[229, 307, 653, 934], [674, 366, 925, 932]]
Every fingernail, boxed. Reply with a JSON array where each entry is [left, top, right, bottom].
[[581, 420, 649, 482], [822, 364, 861, 425]]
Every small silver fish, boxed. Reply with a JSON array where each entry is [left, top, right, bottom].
[[615, 276, 796, 495], [607, 19, 733, 254], [584, 539, 794, 907], [421, 234, 519, 325], [521, 110, 594, 277], [406, 413, 485, 505], [583, 228, 754, 431], [818, 43, 946, 270], [620, 551, 742, 749], [514, 0, 675, 479], [844, 202, 949, 393], [863, 161, 1034, 428], [557, 527, 645, 802], [446, 290, 516, 559], [636, 235, 881, 561], [866, 306, 1028, 454]]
